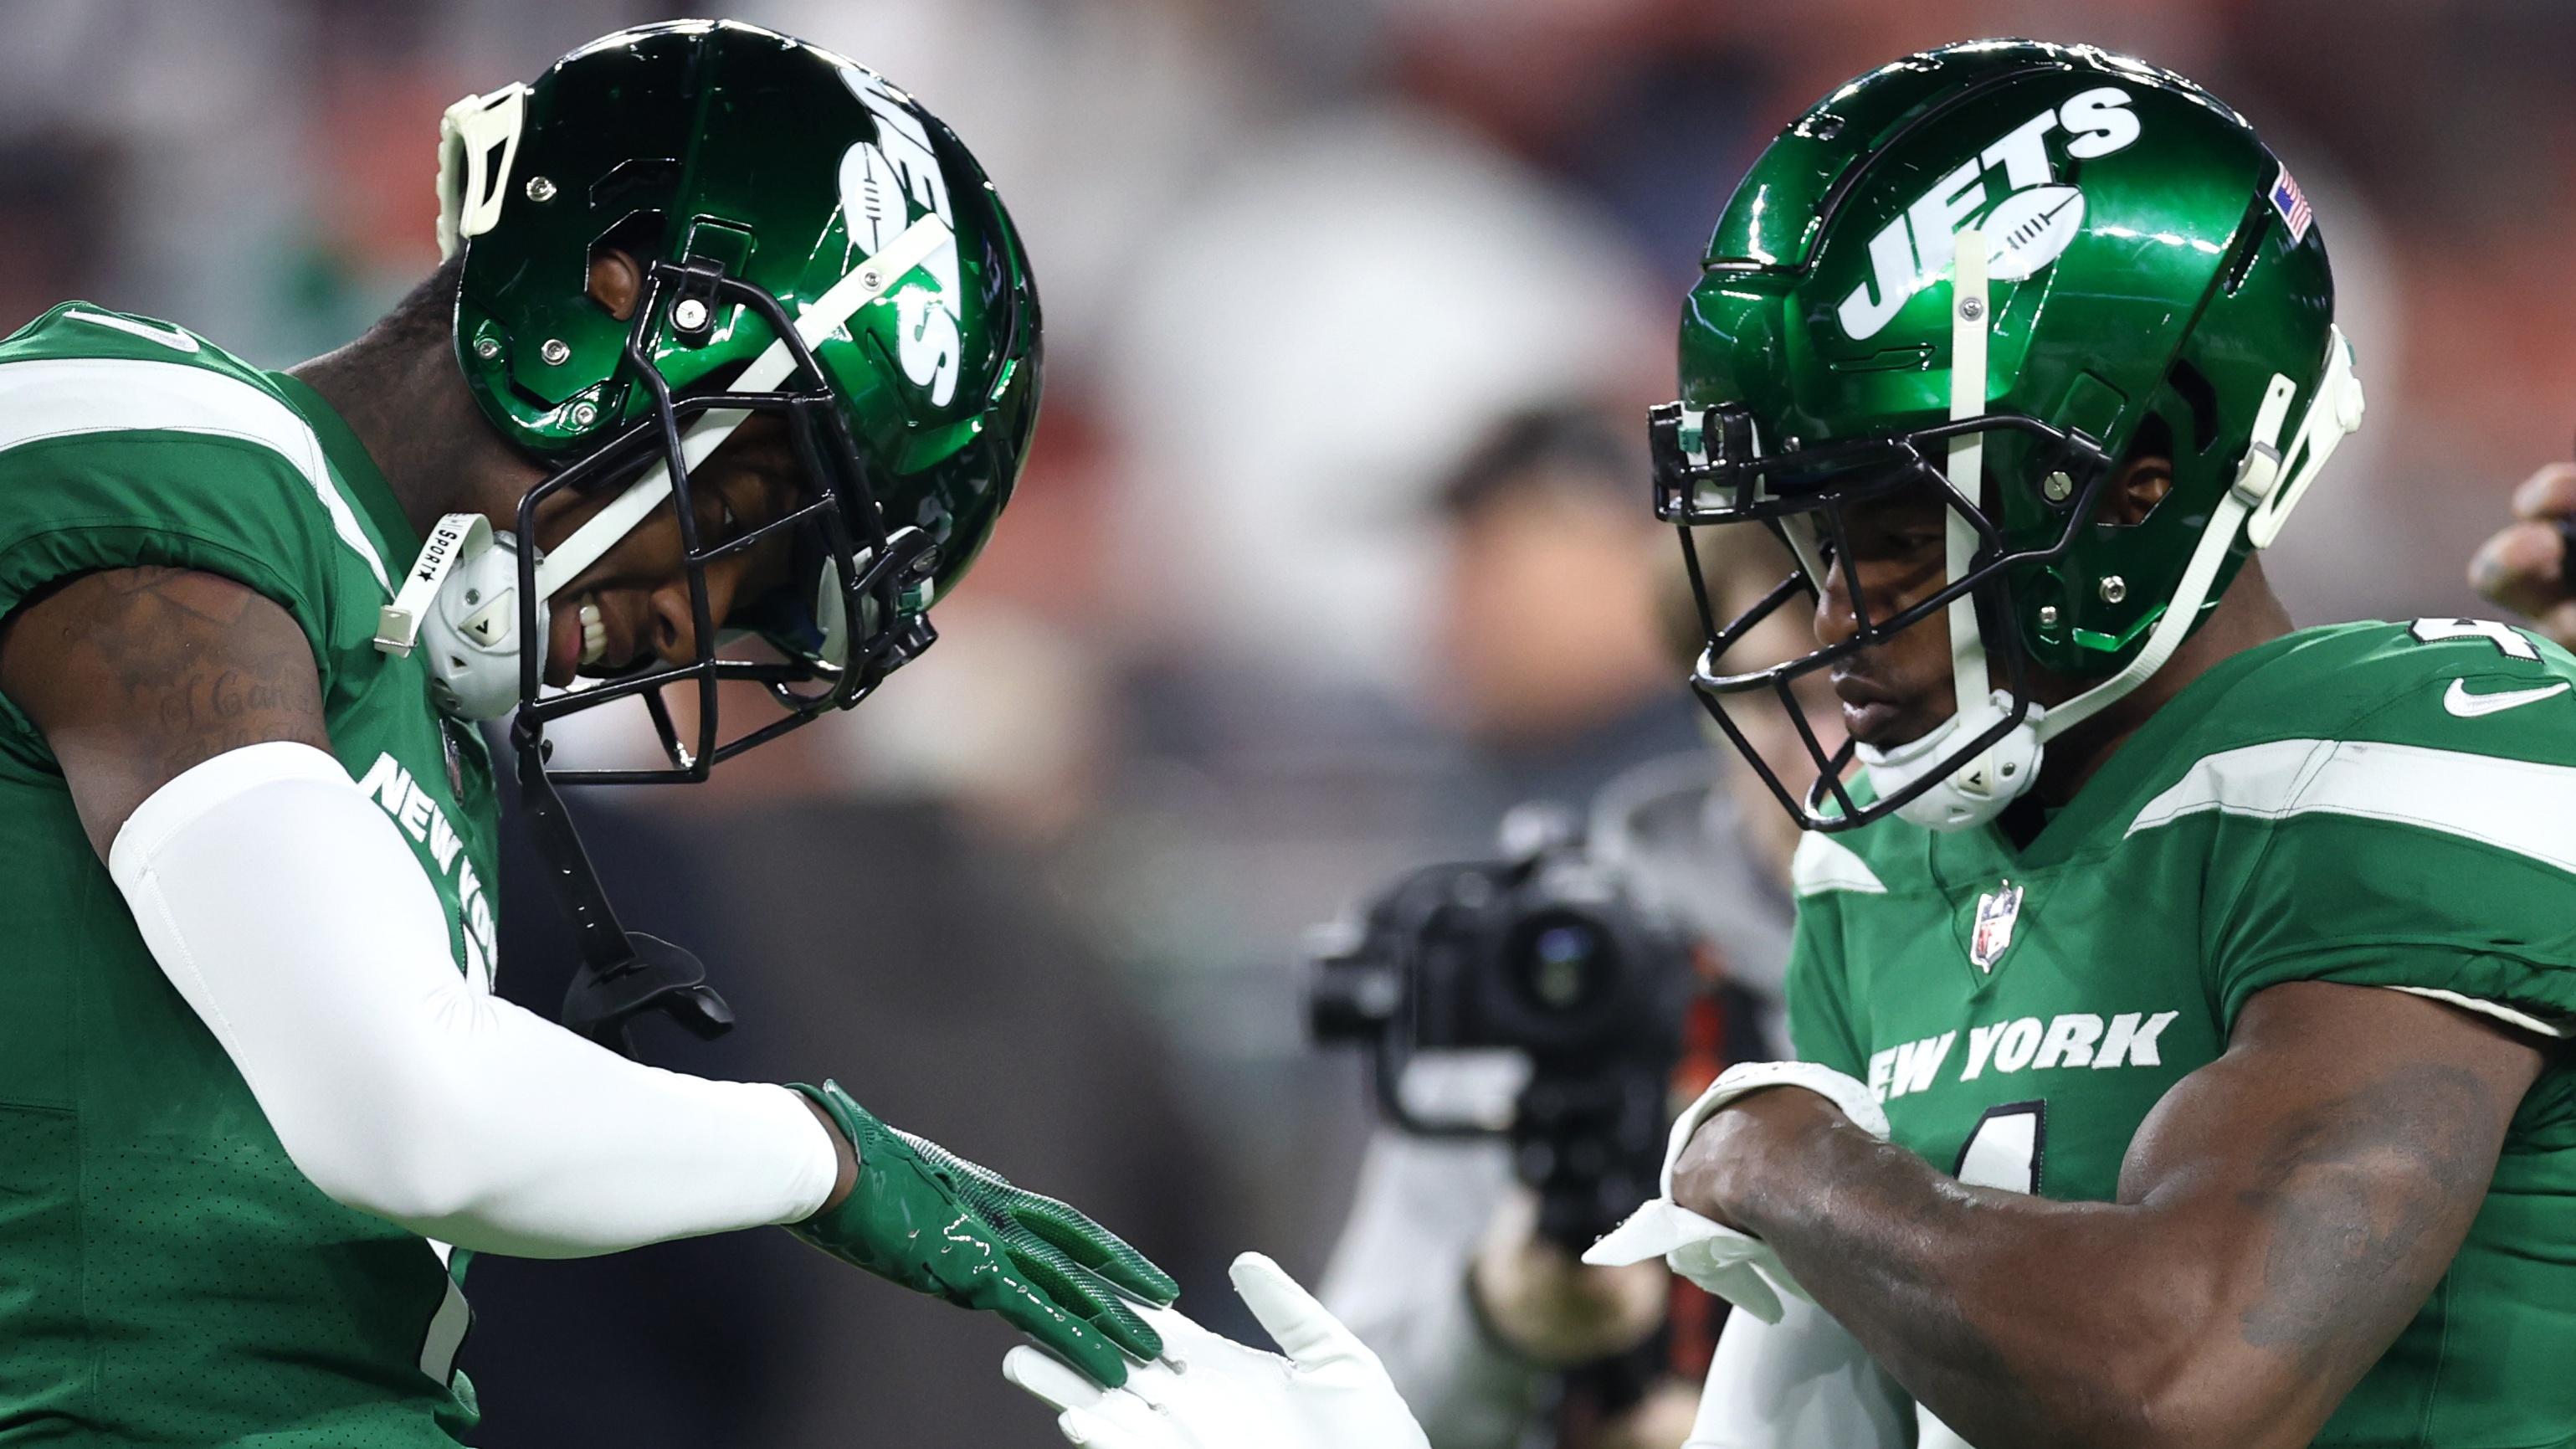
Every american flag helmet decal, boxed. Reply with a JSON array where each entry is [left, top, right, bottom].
[[2269, 162, 2312, 243]]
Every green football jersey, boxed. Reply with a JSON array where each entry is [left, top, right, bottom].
[[1788, 619, 2576, 1448], [0, 305, 497, 1445]]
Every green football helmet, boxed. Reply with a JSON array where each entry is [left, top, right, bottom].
[[1652, 39, 2364, 833], [393, 20, 1040, 1051], [403, 18, 1037, 763]]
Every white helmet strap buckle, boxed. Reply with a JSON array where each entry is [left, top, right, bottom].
[[375, 511, 494, 656]]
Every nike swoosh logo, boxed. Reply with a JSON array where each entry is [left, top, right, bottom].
[[2443, 678, 2572, 717], [61, 309, 200, 353]]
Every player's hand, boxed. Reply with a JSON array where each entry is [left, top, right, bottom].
[[1586, 1061, 1886, 1323], [1470, 1188, 1668, 1366], [788, 1080, 1177, 1387], [2468, 460, 2576, 648], [1003, 1252, 1431, 1449]]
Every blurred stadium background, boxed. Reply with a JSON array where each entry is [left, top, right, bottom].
[[5, 1, 2570, 1443]]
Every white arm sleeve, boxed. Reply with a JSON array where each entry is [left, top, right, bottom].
[[107, 741, 839, 1258], [1686, 1292, 1915, 1449]]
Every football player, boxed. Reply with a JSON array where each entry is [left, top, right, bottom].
[[1583, 38, 2576, 1449], [0, 21, 1173, 1446], [1006, 37, 2576, 1449]]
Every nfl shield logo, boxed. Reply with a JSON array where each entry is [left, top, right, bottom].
[[1970, 881, 2024, 974]]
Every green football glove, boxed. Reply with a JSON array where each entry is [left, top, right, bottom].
[[788, 1080, 1178, 1386]]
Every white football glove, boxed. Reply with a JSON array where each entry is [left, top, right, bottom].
[[1584, 1061, 1888, 1323], [1002, 1251, 1430, 1449]]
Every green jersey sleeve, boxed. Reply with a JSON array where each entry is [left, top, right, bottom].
[[2176, 621, 2576, 1037], [0, 306, 387, 754]]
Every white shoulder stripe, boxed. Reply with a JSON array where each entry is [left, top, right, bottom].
[[2384, 986, 2568, 1040], [1792, 831, 1887, 897], [0, 356, 389, 593], [2128, 737, 2576, 875]]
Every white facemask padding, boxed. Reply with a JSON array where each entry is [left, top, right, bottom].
[[377, 215, 955, 721]]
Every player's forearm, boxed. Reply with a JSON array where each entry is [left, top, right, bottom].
[[111, 741, 842, 1256], [1690, 991, 2538, 1449], [1680, 1100, 2255, 1449], [1736, 1123, 2204, 1444]]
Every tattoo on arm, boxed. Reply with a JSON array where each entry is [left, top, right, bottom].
[[2234, 1063, 2493, 1370], [0, 567, 329, 858]]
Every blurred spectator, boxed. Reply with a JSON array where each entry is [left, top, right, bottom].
[[1319, 492, 1815, 1449], [1429, 405, 1702, 819], [0, 132, 121, 329], [1102, 100, 1666, 699], [1370, 0, 1766, 277]]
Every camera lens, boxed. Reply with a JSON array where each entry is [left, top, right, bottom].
[[1528, 923, 1602, 1009], [1502, 910, 1618, 1034]]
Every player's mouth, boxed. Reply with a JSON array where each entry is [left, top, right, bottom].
[[543, 597, 615, 689], [1829, 671, 1911, 747]]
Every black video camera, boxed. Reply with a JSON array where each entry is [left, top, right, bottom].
[[1308, 806, 1701, 1250]]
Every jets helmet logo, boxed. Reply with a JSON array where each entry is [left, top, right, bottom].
[[1970, 881, 2024, 974], [1837, 86, 2142, 339], [837, 66, 964, 407]]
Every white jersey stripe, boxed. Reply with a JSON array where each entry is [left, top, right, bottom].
[[2384, 986, 2568, 1040], [1793, 831, 1888, 897], [2128, 737, 2576, 876], [0, 357, 392, 593]]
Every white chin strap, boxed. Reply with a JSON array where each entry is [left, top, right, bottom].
[[1858, 224, 2367, 831], [1858, 230, 2044, 830], [373, 216, 953, 722]]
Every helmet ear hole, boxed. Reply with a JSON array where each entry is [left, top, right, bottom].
[[583, 212, 668, 321], [2101, 414, 2177, 530]]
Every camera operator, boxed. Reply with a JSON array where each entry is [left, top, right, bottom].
[[1420, 408, 1713, 826], [1315, 417, 1825, 1449]]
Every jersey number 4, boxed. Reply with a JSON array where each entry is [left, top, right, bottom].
[[2409, 616, 2543, 660], [1954, 1101, 2047, 1195]]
